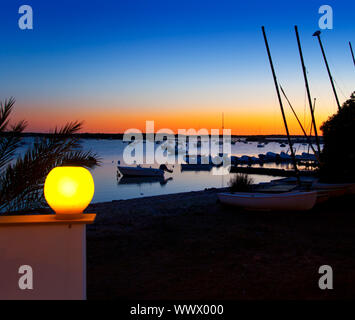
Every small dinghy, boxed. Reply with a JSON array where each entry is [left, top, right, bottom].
[[118, 164, 173, 177], [118, 165, 164, 177], [218, 191, 318, 211]]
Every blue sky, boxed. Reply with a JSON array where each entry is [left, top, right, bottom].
[[0, 0, 354, 133]]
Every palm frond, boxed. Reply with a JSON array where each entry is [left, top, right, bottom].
[[60, 150, 100, 168], [0, 100, 100, 213], [49, 120, 83, 151], [0, 118, 27, 171], [54, 121, 83, 135], [0, 128, 100, 212], [0, 97, 16, 132], [11, 120, 27, 133]]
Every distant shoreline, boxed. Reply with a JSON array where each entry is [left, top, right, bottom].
[[5, 132, 324, 143]]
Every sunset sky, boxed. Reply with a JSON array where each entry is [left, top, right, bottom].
[[0, 0, 354, 135]]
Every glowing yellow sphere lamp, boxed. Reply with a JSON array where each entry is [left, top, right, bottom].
[[44, 166, 95, 220]]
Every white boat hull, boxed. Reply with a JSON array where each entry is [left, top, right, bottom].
[[218, 191, 318, 211], [312, 183, 355, 197], [118, 166, 164, 177]]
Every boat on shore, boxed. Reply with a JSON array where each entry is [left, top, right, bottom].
[[218, 191, 318, 211], [312, 182, 355, 197]]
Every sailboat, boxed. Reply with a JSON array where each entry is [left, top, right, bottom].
[[217, 112, 225, 145], [218, 26, 318, 211]]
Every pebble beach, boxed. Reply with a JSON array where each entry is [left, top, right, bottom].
[[86, 188, 355, 300]]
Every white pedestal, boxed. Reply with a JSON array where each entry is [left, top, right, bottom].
[[0, 214, 95, 300]]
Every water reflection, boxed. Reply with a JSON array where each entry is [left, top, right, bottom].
[[180, 164, 213, 172], [117, 175, 173, 186]]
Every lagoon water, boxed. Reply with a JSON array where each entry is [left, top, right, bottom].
[[17, 138, 316, 204]]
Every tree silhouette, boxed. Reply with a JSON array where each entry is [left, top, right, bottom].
[[320, 92, 355, 182], [0, 98, 100, 213]]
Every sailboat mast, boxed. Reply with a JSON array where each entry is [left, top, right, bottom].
[[261, 26, 300, 182], [222, 112, 224, 130], [294, 26, 321, 155], [349, 41, 355, 68], [313, 30, 341, 111], [309, 98, 316, 136], [279, 85, 319, 162], [308, 98, 317, 154]]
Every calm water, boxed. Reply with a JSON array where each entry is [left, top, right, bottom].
[[82, 139, 314, 203], [16, 138, 316, 203]]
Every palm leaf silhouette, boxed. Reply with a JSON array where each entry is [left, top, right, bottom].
[[0, 99, 100, 213]]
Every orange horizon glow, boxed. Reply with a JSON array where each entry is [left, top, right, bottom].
[[9, 74, 345, 136], [17, 114, 331, 135], [14, 105, 333, 136]]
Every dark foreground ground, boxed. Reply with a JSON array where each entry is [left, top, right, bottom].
[[86, 189, 355, 300]]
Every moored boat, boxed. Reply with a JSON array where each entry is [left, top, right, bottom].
[[118, 165, 164, 177]]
